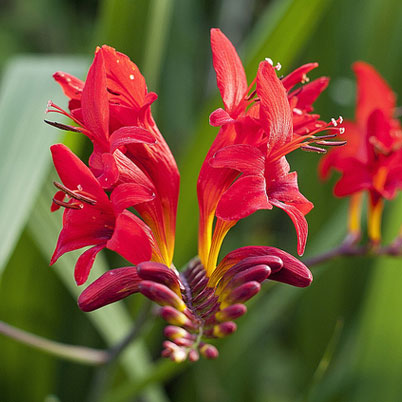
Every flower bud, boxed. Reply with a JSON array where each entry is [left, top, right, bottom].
[[199, 343, 219, 359], [139, 281, 186, 311], [220, 281, 261, 309], [215, 303, 247, 322], [160, 306, 195, 328], [137, 262, 181, 294]]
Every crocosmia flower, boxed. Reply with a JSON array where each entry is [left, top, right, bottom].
[[320, 62, 402, 244], [47, 29, 339, 362]]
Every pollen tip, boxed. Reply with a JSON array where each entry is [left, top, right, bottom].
[[265, 57, 274, 66]]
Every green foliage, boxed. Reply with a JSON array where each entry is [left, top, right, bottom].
[[1, 0, 402, 401]]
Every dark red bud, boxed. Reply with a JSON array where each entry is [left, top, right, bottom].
[[221, 281, 261, 308], [137, 262, 181, 294], [139, 281, 186, 311], [215, 304, 247, 322]]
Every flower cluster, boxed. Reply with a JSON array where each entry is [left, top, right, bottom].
[[47, 29, 341, 361], [320, 62, 402, 244]]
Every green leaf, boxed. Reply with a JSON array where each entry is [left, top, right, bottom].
[[350, 195, 402, 402], [0, 56, 88, 274]]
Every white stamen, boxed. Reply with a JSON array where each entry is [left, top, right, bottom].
[[77, 184, 83, 191], [129, 74, 135, 80], [293, 108, 303, 115], [275, 62, 282, 71], [331, 118, 338, 127], [265, 57, 274, 66], [339, 115, 344, 124], [116, 59, 120, 63], [339, 127, 345, 134]]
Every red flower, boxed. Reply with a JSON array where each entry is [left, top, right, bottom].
[[50, 144, 160, 285], [48, 46, 180, 266], [47, 33, 322, 361], [320, 62, 402, 242], [198, 29, 343, 272]]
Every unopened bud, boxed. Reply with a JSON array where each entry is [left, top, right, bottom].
[[215, 304, 247, 322], [188, 349, 199, 362], [220, 281, 261, 309], [139, 281, 186, 311], [212, 321, 237, 338], [137, 262, 181, 294], [160, 306, 195, 328], [199, 343, 219, 359]]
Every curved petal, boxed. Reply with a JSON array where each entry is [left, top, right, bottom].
[[210, 144, 265, 175], [78, 267, 140, 312], [100, 45, 147, 109], [106, 210, 155, 265], [53, 71, 84, 100], [295, 77, 329, 110], [281, 63, 319, 91], [353, 61, 396, 126], [109, 126, 156, 153], [210, 28, 248, 114], [96, 152, 120, 188], [111, 182, 155, 213], [81, 50, 109, 151], [74, 244, 106, 285], [216, 175, 272, 221], [257, 61, 292, 150], [209, 108, 235, 127], [51, 144, 110, 206]]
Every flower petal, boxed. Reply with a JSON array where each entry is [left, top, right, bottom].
[[210, 28, 248, 114], [210, 144, 265, 175], [106, 210, 155, 265], [53, 71, 84, 100], [216, 175, 272, 221], [353, 61, 396, 126], [81, 50, 110, 151], [209, 108, 235, 127], [257, 61, 293, 150], [78, 267, 140, 312], [111, 182, 155, 213], [74, 244, 106, 286], [109, 126, 156, 153], [281, 63, 319, 91]]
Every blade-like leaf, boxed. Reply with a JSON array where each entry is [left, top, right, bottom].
[[0, 56, 88, 273]]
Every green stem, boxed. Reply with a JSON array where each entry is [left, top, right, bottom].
[[0, 320, 108, 366]]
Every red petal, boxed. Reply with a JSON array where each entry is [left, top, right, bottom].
[[267, 171, 313, 255], [209, 108, 235, 127], [295, 77, 329, 110], [106, 210, 154, 265], [51, 144, 110, 205], [257, 61, 292, 150], [210, 144, 265, 175], [81, 50, 109, 151], [281, 63, 319, 91], [319, 121, 362, 179], [216, 175, 272, 221], [334, 159, 373, 196], [100, 45, 147, 109], [74, 244, 106, 285], [53, 71, 84, 100], [109, 126, 156, 153], [353, 61, 396, 126], [111, 183, 155, 213], [78, 267, 140, 312], [210, 28, 248, 114], [96, 152, 120, 188]]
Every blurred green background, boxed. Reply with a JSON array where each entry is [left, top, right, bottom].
[[1, 0, 402, 401]]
